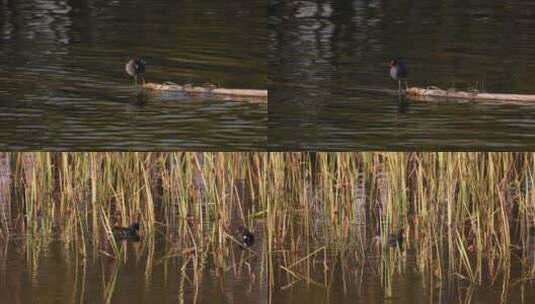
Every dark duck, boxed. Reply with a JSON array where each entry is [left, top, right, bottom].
[[387, 228, 404, 249], [389, 58, 408, 94], [113, 222, 140, 241], [374, 228, 404, 249], [237, 226, 255, 248], [125, 56, 146, 89]]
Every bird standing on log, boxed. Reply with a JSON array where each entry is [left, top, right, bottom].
[[125, 56, 146, 89], [389, 58, 408, 94]]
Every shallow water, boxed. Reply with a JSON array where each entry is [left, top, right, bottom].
[[0, 0, 266, 149], [0, 233, 266, 304], [268, 0, 535, 149], [272, 250, 534, 304], [269, 218, 535, 304], [3, 229, 534, 304]]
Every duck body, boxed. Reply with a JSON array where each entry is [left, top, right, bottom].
[[125, 57, 145, 76], [389, 58, 408, 93], [373, 229, 404, 249], [125, 57, 146, 87], [237, 226, 255, 248], [389, 58, 408, 80], [113, 223, 140, 241], [387, 229, 404, 248]]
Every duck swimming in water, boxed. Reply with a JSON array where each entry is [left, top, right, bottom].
[[387, 228, 404, 248], [237, 225, 255, 248], [113, 222, 140, 241], [374, 228, 404, 250]]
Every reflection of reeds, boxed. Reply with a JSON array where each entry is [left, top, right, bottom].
[[102, 259, 120, 304]]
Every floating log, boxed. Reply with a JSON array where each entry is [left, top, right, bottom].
[[406, 86, 535, 103], [143, 82, 267, 102]]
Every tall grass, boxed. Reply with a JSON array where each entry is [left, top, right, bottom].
[[2, 152, 535, 301], [0, 152, 269, 302], [266, 152, 535, 299]]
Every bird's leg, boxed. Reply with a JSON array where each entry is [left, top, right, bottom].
[[141, 75, 145, 86], [404, 81, 409, 91], [134, 75, 138, 90]]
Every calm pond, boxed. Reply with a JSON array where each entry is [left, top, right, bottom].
[[0, 232, 267, 304], [0, 0, 266, 150], [271, 246, 535, 304], [269, 0, 535, 149]]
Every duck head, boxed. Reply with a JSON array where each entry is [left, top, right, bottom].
[[389, 58, 400, 67], [130, 222, 140, 231]]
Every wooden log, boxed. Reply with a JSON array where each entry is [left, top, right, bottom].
[[143, 82, 267, 101], [406, 86, 535, 102]]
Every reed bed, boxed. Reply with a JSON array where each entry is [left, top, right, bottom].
[[266, 152, 535, 301], [1, 152, 266, 243], [0, 152, 267, 303], [2, 152, 535, 302]]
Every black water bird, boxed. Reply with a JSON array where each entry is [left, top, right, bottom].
[[125, 57, 146, 88], [374, 228, 404, 249], [237, 226, 255, 248], [387, 228, 404, 248], [389, 58, 408, 94], [113, 222, 140, 240]]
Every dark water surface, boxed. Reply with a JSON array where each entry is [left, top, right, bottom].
[[0, 233, 266, 304], [269, 0, 535, 149], [0, 0, 266, 150], [272, 250, 535, 304], [270, 219, 535, 304]]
